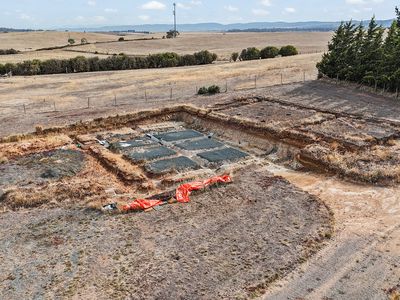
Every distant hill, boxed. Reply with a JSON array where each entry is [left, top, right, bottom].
[[62, 19, 394, 33], [0, 27, 38, 33]]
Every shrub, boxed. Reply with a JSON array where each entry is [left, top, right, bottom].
[[260, 46, 279, 59], [197, 87, 209, 95], [179, 54, 196, 66], [81, 38, 88, 44], [166, 30, 179, 39], [279, 45, 298, 57], [231, 52, 239, 62], [197, 85, 221, 95], [194, 50, 217, 65], [0, 48, 19, 55], [239, 47, 261, 61], [207, 85, 220, 94], [118, 37, 125, 42], [68, 38, 75, 45]]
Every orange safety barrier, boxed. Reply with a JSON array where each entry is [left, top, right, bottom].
[[123, 175, 232, 212]]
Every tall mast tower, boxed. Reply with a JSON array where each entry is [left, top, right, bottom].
[[173, 3, 177, 37]]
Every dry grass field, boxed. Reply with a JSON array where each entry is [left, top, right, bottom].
[[0, 52, 322, 125], [70, 32, 331, 59], [0, 31, 132, 50], [0, 31, 331, 64]]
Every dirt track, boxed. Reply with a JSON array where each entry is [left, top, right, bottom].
[[263, 167, 400, 300]]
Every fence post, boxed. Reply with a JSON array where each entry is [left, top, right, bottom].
[[254, 75, 257, 89], [170, 87, 173, 100], [396, 86, 399, 99], [225, 80, 228, 93], [114, 94, 117, 106], [23, 104, 26, 114], [303, 71, 306, 82], [145, 89, 147, 101], [53, 102, 56, 112], [336, 74, 339, 85], [281, 73, 283, 85], [87, 97, 90, 108]]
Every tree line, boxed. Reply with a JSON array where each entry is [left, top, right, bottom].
[[317, 7, 400, 93], [231, 45, 298, 62], [0, 50, 217, 76]]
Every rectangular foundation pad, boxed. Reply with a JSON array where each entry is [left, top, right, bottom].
[[154, 130, 204, 142], [175, 138, 224, 151], [197, 147, 248, 163], [146, 156, 199, 174], [127, 146, 177, 162]]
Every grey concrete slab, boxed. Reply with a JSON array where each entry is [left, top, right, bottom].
[[175, 138, 224, 151], [127, 146, 176, 162], [154, 130, 203, 142], [146, 156, 199, 174], [198, 148, 248, 163], [110, 138, 156, 152]]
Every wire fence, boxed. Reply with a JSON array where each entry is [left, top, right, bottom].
[[0, 69, 318, 118]]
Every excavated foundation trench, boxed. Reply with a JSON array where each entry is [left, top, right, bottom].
[[0, 101, 399, 299]]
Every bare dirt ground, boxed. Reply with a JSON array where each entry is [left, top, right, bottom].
[[263, 166, 400, 300], [0, 154, 332, 299], [1, 73, 400, 299]]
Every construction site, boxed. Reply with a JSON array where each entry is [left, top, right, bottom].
[[0, 79, 399, 299]]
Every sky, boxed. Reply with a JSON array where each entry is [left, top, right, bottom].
[[1, 0, 398, 29]]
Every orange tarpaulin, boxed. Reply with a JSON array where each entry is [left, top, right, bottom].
[[176, 175, 232, 203], [122, 199, 163, 211], [123, 175, 232, 212]]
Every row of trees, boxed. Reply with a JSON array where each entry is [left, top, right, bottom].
[[0, 49, 19, 55], [317, 7, 400, 93], [231, 45, 298, 62], [0, 50, 217, 76]]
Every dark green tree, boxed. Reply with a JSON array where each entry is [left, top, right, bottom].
[[260, 46, 279, 59]]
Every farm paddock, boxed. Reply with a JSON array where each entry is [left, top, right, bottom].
[[0, 80, 400, 299]]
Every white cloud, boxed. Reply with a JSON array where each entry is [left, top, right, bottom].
[[104, 8, 118, 13], [252, 8, 269, 16], [177, 3, 191, 9], [139, 15, 150, 21], [93, 15, 106, 22], [19, 13, 33, 20], [284, 7, 296, 13], [345, 0, 384, 4], [260, 0, 272, 7], [224, 5, 239, 12], [88, 0, 96, 6], [191, 0, 202, 5], [141, 1, 166, 10]]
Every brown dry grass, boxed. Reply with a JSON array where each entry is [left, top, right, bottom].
[[70, 31, 332, 60], [0, 50, 110, 64], [0, 31, 331, 63], [0, 31, 126, 51], [0, 53, 322, 116], [1, 152, 131, 210], [0, 135, 72, 158]]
